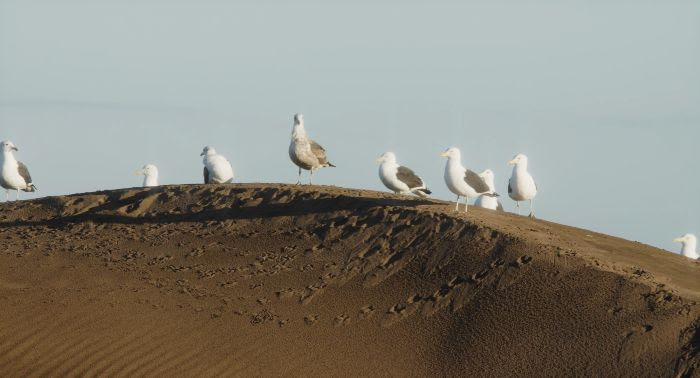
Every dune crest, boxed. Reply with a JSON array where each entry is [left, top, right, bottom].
[[1, 184, 699, 376]]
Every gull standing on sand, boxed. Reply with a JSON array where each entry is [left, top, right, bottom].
[[201, 146, 234, 184], [474, 169, 503, 211], [288, 113, 335, 185], [441, 147, 491, 212], [507, 153, 538, 218], [0, 141, 37, 201], [135, 164, 159, 187], [376, 152, 431, 197], [673, 234, 699, 260]]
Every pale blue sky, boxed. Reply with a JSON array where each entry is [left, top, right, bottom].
[[1, 1, 698, 253]]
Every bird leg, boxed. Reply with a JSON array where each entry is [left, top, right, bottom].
[[516, 201, 520, 215], [309, 169, 314, 185], [16, 190, 20, 201], [296, 167, 302, 185], [5, 189, 8, 202], [454, 195, 460, 211], [529, 199, 536, 219], [464, 196, 469, 213]]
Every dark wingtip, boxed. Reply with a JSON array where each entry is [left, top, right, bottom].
[[423, 189, 432, 195], [328, 163, 336, 168]]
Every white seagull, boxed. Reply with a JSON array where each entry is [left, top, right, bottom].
[[673, 233, 699, 260], [440, 147, 491, 212], [507, 153, 538, 218], [200, 146, 234, 184], [377, 152, 431, 197], [135, 164, 159, 187], [0, 140, 37, 201], [288, 113, 335, 185], [474, 169, 503, 211]]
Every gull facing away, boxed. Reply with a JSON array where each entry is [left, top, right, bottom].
[[440, 147, 491, 212], [135, 164, 159, 187], [474, 169, 503, 211], [507, 153, 538, 218], [673, 234, 699, 260], [376, 152, 431, 197], [288, 113, 335, 185], [0, 140, 37, 201], [200, 146, 234, 184]]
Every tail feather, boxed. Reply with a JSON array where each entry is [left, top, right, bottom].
[[22, 184, 37, 192], [413, 188, 432, 197]]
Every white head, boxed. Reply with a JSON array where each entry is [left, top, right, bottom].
[[1, 140, 18, 153], [294, 113, 304, 125], [673, 233, 697, 253], [135, 164, 158, 177], [200, 146, 217, 157], [440, 147, 461, 160], [478, 169, 496, 191], [508, 153, 528, 168], [376, 151, 397, 164]]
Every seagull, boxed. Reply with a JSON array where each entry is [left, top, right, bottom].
[[200, 146, 234, 184], [474, 169, 503, 211], [134, 164, 159, 187], [507, 153, 538, 218], [440, 147, 491, 212], [0, 140, 37, 201], [288, 113, 335, 185], [673, 234, 699, 260], [376, 152, 431, 197]]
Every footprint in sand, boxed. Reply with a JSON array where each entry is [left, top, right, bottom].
[[359, 305, 375, 319], [334, 314, 351, 326], [304, 315, 319, 325]]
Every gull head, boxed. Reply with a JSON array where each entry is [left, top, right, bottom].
[[673, 233, 697, 245], [508, 153, 528, 166], [376, 151, 397, 164], [479, 169, 495, 181], [440, 147, 461, 159], [200, 146, 216, 157], [294, 113, 304, 125], [1, 140, 18, 152], [135, 164, 158, 177]]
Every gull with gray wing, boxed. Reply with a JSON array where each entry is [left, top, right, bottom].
[[377, 152, 431, 197], [288, 113, 335, 185], [0, 140, 37, 201], [440, 147, 491, 212]]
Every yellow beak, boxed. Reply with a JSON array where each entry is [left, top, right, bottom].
[[440, 152, 448, 157], [507, 159, 516, 165], [673, 237, 684, 243], [134, 169, 144, 176]]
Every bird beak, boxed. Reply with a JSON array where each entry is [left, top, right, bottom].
[[673, 237, 683, 243], [440, 152, 448, 157], [376, 158, 382, 163], [507, 159, 516, 166], [134, 169, 144, 176]]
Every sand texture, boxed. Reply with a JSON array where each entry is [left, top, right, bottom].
[[1, 184, 699, 377]]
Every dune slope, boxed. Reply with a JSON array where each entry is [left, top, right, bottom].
[[0, 184, 699, 377]]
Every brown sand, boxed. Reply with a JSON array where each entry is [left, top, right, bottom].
[[0, 184, 699, 377]]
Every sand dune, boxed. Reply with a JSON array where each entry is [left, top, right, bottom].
[[1, 184, 699, 376]]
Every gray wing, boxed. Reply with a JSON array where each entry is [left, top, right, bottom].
[[203, 166, 210, 184], [309, 140, 330, 165], [464, 170, 490, 193], [17, 161, 32, 184], [396, 166, 424, 189]]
